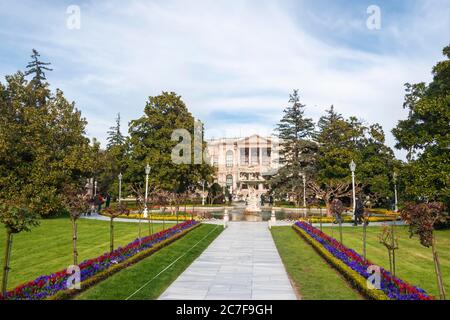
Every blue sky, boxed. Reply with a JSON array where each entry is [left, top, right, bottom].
[[0, 0, 449, 159]]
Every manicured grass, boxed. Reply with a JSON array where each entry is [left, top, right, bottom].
[[76, 224, 222, 300], [271, 226, 363, 300], [321, 225, 450, 298], [0, 217, 173, 290]]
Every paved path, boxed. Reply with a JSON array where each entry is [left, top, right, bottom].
[[81, 214, 402, 228], [159, 222, 297, 300]]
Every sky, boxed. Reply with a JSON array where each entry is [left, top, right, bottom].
[[0, 0, 449, 160]]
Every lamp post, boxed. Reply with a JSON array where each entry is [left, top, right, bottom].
[[302, 174, 306, 208], [94, 180, 98, 197], [143, 164, 150, 219], [393, 172, 398, 212], [201, 180, 206, 206], [349, 160, 356, 217], [118, 173, 123, 205]]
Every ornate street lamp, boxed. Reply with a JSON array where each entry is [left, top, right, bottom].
[[393, 172, 398, 212], [94, 180, 98, 197], [118, 173, 123, 204], [143, 164, 151, 218], [349, 160, 356, 217], [201, 179, 206, 206], [302, 174, 307, 209]]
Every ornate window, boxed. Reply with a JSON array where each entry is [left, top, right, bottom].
[[226, 175, 233, 187], [262, 148, 271, 165], [226, 150, 233, 167], [240, 148, 249, 165], [251, 148, 259, 165]]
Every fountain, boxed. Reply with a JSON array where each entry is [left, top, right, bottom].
[[245, 186, 261, 213]]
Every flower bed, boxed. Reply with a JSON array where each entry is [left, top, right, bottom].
[[293, 221, 433, 300], [300, 216, 401, 224], [0, 220, 199, 300], [100, 212, 203, 222]]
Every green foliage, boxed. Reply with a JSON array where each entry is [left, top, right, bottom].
[[0, 201, 39, 234], [107, 113, 125, 150], [206, 183, 225, 204], [124, 92, 214, 195], [392, 45, 450, 205], [401, 202, 447, 248], [270, 90, 318, 204], [311, 106, 397, 206], [0, 50, 93, 218]]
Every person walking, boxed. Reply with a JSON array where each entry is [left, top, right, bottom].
[[105, 193, 111, 209], [353, 197, 364, 226], [96, 194, 105, 213], [330, 197, 344, 224]]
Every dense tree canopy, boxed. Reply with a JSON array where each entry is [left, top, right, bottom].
[[270, 93, 398, 209], [123, 92, 214, 196], [0, 50, 93, 217], [269, 90, 318, 205], [392, 45, 450, 206]]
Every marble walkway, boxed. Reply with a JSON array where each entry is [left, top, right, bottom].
[[159, 221, 298, 300]]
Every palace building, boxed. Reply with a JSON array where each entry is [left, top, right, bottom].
[[205, 135, 281, 200]]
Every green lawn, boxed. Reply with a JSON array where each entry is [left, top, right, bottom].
[[321, 225, 450, 298], [0, 217, 174, 290], [76, 224, 222, 300], [271, 226, 363, 300]]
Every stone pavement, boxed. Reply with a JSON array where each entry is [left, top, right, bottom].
[[159, 222, 298, 300]]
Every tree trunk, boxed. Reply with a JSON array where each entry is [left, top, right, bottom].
[[149, 212, 153, 235], [163, 212, 166, 231], [1, 230, 13, 296], [176, 206, 179, 224], [319, 207, 323, 232], [72, 220, 78, 265], [388, 249, 392, 280], [431, 234, 446, 300], [363, 222, 367, 260], [325, 201, 331, 217], [391, 218, 397, 276], [110, 217, 114, 253], [138, 215, 142, 246]]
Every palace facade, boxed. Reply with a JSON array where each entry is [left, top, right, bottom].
[[205, 135, 281, 200]]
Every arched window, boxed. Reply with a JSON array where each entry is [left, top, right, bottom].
[[226, 150, 234, 167], [226, 175, 233, 187]]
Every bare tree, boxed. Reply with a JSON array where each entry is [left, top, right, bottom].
[[401, 202, 447, 300], [103, 203, 129, 252], [63, 187, 90, 265], [130, 183, 145, 244]]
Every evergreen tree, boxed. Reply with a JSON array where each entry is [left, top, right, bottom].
[[25, 49, 52, 85], [125, 92, 214, 196], [0, 54, 92, 217], [269, 90, 317, 206], [107, 113, 125, 150], [310, 106, 355, 209], [392, 45, 450, 205], [24, 49, 52, 106], [311, 106, 397, 209]]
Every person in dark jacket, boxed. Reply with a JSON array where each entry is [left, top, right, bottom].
[[105, 193, 111, 209], [353, 197, 364, 226], [96, 194, 104, 213]]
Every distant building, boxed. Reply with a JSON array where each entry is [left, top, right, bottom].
[[205, 135, 281, 200]]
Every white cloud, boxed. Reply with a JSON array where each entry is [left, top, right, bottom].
[[0, 0, 449, 160]]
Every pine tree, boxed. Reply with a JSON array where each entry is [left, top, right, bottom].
[[107, 113, 125, 150], [25, 49, 52, 87], [316, 105, 346, 147], [24, 49, 52, 106], [270, 90, 317, 206]]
